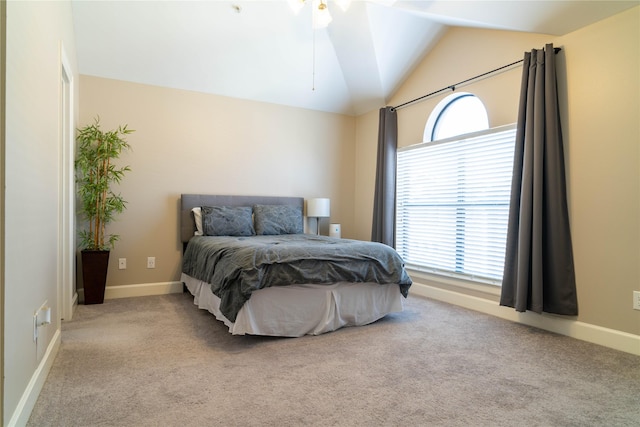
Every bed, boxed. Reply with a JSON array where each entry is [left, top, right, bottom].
[[179, 194, 412, 337]]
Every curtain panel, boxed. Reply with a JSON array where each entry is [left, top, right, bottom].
[[500, 44, 578, 315], [371, 107, 397, 247]]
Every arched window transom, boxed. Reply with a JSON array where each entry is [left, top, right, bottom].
[[424, 92, 489, 142]]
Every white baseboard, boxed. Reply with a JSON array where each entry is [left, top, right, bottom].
[[78, 281, 184, 302], [66, 291, 79, 321], [8, 329, 61, 427], [411, 282, 640, 356], [105, 281, 184, 299]]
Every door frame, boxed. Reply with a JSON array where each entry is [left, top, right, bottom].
[[59, 43, 76, 321]]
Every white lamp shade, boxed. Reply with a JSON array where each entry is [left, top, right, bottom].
[[307, 198, 330, 217]]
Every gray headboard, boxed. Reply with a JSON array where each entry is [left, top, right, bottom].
[[180, 194, 305, 243]]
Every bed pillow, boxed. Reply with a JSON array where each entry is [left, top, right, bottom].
[[192, 207, 203, 236], [201, 206, 255, 236], [253, 204, 303, 235]]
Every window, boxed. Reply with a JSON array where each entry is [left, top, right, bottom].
[[396, 94, 515, 284]]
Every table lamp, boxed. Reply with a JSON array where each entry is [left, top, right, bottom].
[[307, 198, 330, 235]]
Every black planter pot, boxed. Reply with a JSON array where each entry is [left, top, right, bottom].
[[81, 250, 110, 304]]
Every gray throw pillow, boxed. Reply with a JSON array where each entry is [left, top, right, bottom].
[[254, 204, 303, 235], [201, 206, 255, 236]]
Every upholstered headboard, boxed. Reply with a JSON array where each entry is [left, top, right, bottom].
[[180, 194, 305, 244]]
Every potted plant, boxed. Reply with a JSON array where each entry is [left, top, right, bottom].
[[75, 116, 134, 304]]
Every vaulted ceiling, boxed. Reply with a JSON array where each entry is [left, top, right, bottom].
[[71, 1, 637, 115]]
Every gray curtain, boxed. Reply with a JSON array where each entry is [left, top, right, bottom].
[[500, 44, 578, 315], [371, 106, 397, 247]]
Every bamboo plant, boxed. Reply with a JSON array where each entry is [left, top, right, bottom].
[[75, 117, 134, 251]]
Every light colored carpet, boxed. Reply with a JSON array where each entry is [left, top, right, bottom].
[[28, 292, 640, 426]]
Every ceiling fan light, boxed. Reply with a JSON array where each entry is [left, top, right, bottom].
[[312, 0, 332, 29]]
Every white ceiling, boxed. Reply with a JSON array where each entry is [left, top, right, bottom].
[[71, 0, 637, 115]]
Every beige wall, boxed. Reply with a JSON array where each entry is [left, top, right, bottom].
[[5, 0, 78, 423], [355, 7, 640, 335], [558, 7, 639, 336], [354, 108, 380, 240], [79, 76, 356, 288]]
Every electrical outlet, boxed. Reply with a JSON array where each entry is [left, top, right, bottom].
[[118, 258, 127, 270], [33, 300, 50, 342], [147, 257, 156, 269], [633, 291, 640, 311]]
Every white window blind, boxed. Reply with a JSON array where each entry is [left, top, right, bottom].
[[396, 124, 516, 284]]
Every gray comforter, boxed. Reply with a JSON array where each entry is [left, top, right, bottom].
[[182, 234, 412, 322]]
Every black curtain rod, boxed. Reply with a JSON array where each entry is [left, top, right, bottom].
[[392, 47, 561, 111]]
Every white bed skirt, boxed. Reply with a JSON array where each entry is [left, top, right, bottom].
[[180, 273, 404, 337]]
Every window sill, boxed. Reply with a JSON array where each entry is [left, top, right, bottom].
[[406, 268, 501, 297]]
